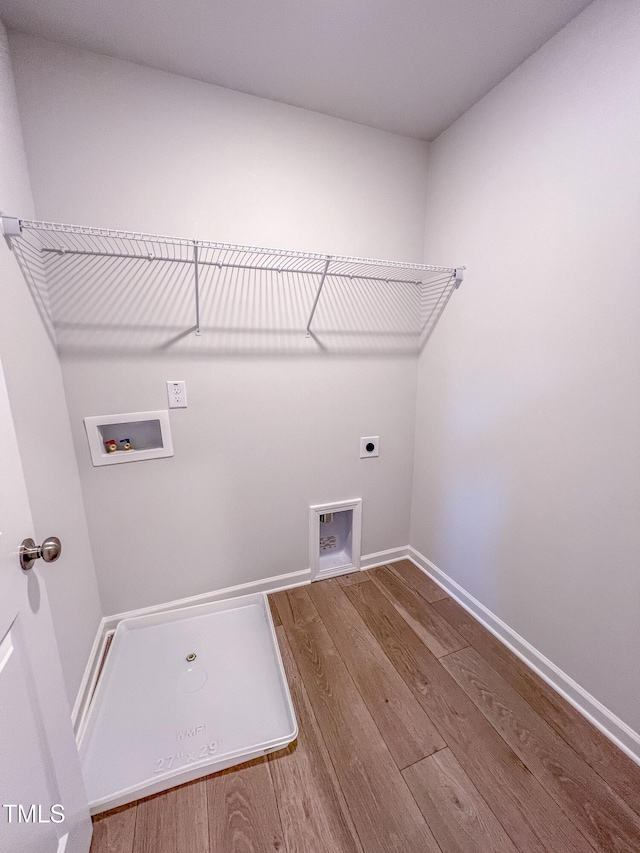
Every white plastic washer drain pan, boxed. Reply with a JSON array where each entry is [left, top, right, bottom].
[[79, 592, 297, 814]]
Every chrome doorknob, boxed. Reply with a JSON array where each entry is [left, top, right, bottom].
[[20, 536, 62, 571]]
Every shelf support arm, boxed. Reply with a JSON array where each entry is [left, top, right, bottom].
[[305, 257, 331, 337], [193, 242, 201, 336], [0, 215, 21, 250]]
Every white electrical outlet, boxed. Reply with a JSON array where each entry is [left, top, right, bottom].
[[360, 436, 379, 458], [167, 380, 187, 408]]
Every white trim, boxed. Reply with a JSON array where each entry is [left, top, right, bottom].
[[83, 410, 173, 466], [408, 546, 640, 767], [361, 545, 409, 570], [103, 568, 311, 631], [309, 499, 362, 581]]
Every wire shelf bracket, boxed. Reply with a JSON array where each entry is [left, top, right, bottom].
[[193, 242, 201, 336], [1, 214, 20, 249], [305, 257, 331, 337], [1, 215, 465, 341]]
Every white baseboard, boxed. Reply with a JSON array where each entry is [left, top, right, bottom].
[[101, 568, 312, 633], [408, 547, 640, 767], [313, 547, 409, 582], [361, 546, 409, 570]]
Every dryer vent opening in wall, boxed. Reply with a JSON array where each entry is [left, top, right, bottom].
[[310, 499, 362, 582]]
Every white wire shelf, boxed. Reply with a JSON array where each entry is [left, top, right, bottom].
[[1, 215, 464, 342]]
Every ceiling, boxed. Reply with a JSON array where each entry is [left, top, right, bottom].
[[0, 0, 592, 140]]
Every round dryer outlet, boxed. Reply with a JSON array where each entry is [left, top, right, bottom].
[[360, 436, 379, 458]]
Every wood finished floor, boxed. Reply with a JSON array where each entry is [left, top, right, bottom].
[[89, 560, 640, 853]]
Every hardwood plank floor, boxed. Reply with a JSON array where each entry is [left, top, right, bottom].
[[268, 626, 362, 853], [387, 558, 449, 603], [369, 566, 468, 657], [306, 576, 446, 768], [271, 586, 441, 853], [133, 789, 179, 853], [89, 560, 640, 853], [441, 646, 640, 853], [403, 747, 520, 853], [268, 596, 282, 627], [207, 757, 285, 852], [90, 804, 136, 853], [337, 569, 370, 587], [433, 595, 640, 816], [344, 578, 595, 853], [175, 780, 208, 853]]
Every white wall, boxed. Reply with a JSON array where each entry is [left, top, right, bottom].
[[0, 22, 102, 705], [411, 0, 640, 734], [7, 1, 639, 744], [9, 34, 429, 615]]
